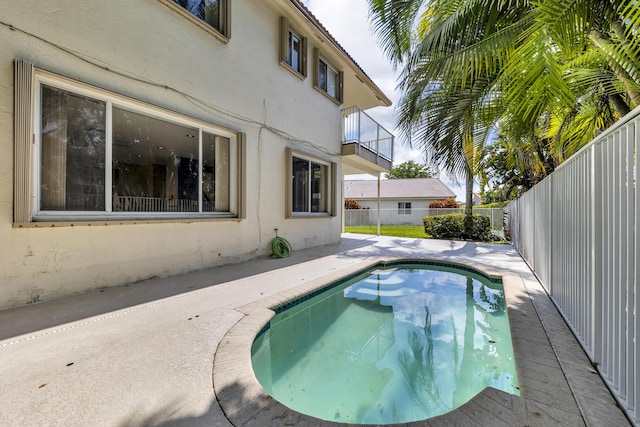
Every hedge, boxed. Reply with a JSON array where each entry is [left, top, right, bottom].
[[423, 213, 492, 241]]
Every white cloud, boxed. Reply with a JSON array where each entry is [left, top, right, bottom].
[[302, 0, 472, 200], [301, 1, 407, 156]]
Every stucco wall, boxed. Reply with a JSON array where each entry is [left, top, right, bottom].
[[0, 0, 345, 309]]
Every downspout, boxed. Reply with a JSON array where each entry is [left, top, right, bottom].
[[377, 173, 381, 236], [341, 175, 345, 233]]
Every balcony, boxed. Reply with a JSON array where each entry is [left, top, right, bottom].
[[341, 106, 394, 175]]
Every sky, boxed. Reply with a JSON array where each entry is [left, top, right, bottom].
[[301, 0, 422, 165], [301, 0, 469, 200]]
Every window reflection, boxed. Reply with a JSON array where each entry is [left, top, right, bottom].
[[318, 58, 339, 99], [40, 85, 106, 211], [310, 161, 325, 212], [288, 31, 302, 73], [202, 131, 230, 212], [318, 60, 327, 92], [172, 0, 225, 34], [292, 156, 327, 213], [111, 108, 231, 213], [39, 84, 234, 216], [112, 108, 198, 212], [292, 157, 309, 212]]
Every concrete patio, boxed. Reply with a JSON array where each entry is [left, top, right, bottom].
[[0, 234, 630, 426]]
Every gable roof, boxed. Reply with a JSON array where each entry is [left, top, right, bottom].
[[344, 179, 456, 200]]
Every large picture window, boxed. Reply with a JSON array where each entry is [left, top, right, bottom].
[[288, 150, 334, 216], [32, 76, 242, 221]]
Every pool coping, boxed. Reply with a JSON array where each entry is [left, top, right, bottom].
[[212, 257, 627, 426]]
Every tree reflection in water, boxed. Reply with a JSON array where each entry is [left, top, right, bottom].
[[396, 274, 513, 419], [399, 308, 448, 415], [251, 265, 517, 424]]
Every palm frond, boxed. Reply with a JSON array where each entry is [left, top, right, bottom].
[[367, 0, 424, 67]]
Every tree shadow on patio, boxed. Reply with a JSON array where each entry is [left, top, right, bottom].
[[0, 237, 374, 340], [117, 397, 231, 427]]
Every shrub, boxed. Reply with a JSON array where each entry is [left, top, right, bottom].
[[424, 214, 462, 238], [478, 201, 507, 208], [429, 198, 460, 208], [344, 198, 362, 209], [423, 214, 492, 241]]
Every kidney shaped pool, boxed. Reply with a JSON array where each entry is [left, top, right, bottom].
[[251, 262, 519, 424]]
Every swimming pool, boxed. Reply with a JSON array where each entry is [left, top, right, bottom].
[[251, 262, 519, 424]]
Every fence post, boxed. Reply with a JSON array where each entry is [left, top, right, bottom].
[[592, 137, 604, 370], [377, 175, 381, 236]]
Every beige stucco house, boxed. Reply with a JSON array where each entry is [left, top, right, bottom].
[[0, 0, 392, 309]]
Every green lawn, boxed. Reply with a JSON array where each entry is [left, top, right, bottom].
[[345, 224, 430, 239]]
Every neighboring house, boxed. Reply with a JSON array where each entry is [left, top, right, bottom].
[[460, 193, 483, 207], [344, 178, 456, 225], [0, 1, 392, 309]]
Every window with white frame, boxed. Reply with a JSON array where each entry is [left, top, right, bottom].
[[166, 0, 230, 39], [288, 150, 333, 216], [25, 71, 243, 222], [314, 49, 343, 103], [398, 202, 412, 215], [280, 17, 307, 77]]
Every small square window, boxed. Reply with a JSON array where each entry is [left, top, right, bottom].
[[280, 17, 307, 77], [314, 49, 343, 103], [398, 202, 412, 215]]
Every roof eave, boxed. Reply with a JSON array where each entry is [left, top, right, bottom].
[[284, 0, 392, 107]]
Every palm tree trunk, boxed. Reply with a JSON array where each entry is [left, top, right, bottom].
[[589, 31, 640, 108], [609, 93, 632, 117], [452, 276, 476, 406], [464, 167, 474, 239]]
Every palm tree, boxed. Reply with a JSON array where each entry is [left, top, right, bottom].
[[498, 0, 639, 160], [368, 0, 640, 208], [369, 0, 525, 235]]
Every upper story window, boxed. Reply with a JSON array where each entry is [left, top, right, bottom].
[[279, 17, 307, 78], [287, 149, 334, 217], [314, 49, 343, 104], [166, 0, 230, 40], [12, 62, 245, 224]]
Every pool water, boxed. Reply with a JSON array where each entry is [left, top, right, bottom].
[[251, 263, 519, 424]]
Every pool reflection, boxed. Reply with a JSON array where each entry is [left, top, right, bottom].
[[251, 264, 518, 424]]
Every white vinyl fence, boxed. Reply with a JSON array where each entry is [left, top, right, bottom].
[[345, 207, 504, 231], [506, 108, 640, 424]]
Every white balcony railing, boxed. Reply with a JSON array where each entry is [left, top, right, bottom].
[[342, 105, 394, 162]]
